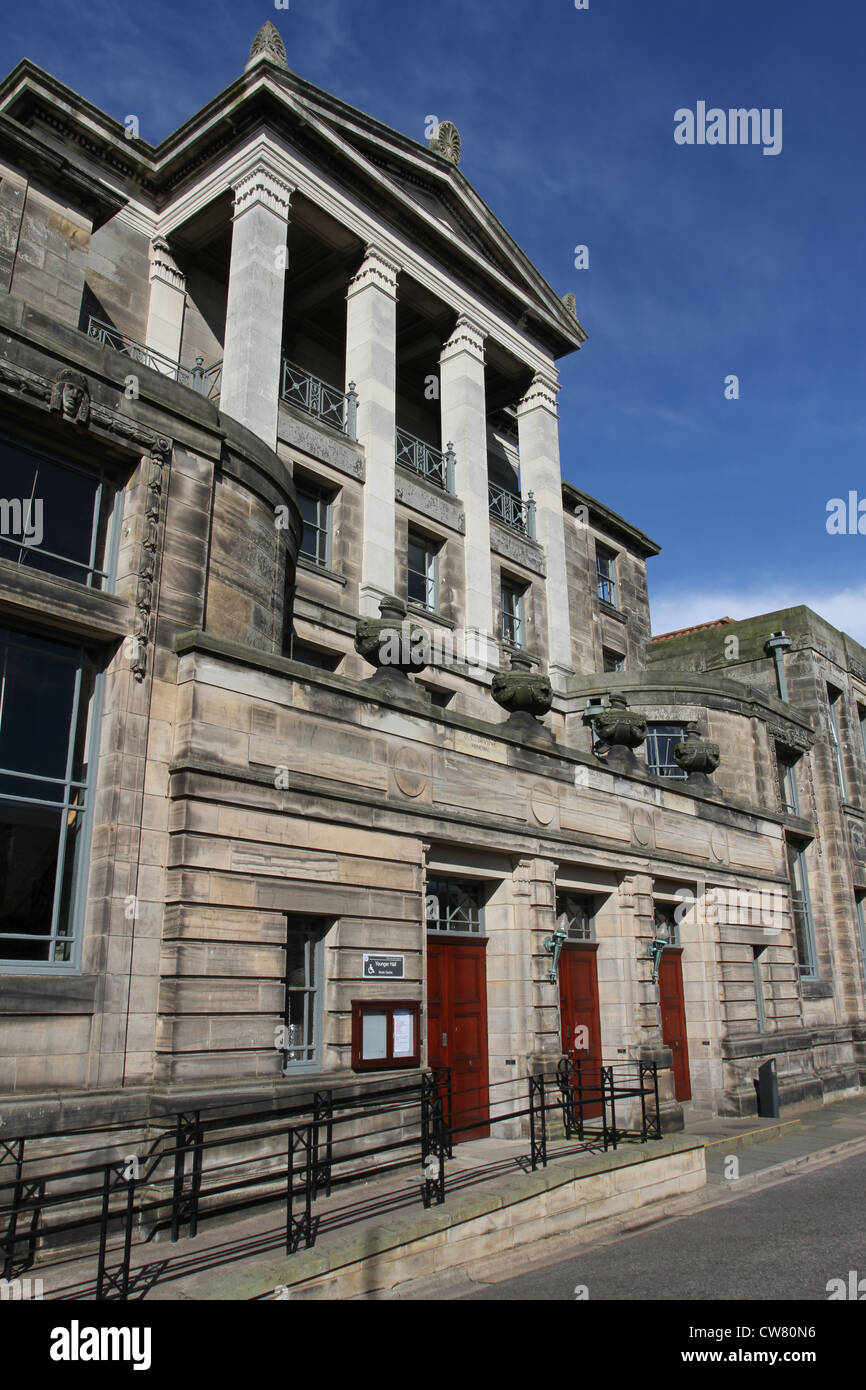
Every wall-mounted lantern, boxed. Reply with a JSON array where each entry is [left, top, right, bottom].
[[648, 917, 672, 984], [544, 912, 571, 984]]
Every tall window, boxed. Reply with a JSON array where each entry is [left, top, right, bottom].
[[407, 530, 438, 612], [0, 627, 98, 967], [776, 746, 800, 815], [596, 545, 618, 608], [281, 919, 328, 1070], [646, 723, 687, 779], [787, 839, 817, 979], [0, 434, 119, 589], [500, 577, 526, 649], [753, 946, 767, 1033], [858, 703, 866, 766], [555, 892, 596, 941], [296, 478, 332, 568], [826, 685, 847, 800], [856, 895, 866, 986], [425, 878, 485, 933]]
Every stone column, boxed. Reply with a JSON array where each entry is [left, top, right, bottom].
[[345, 246, 400, 615], [440, 315, 497, 668], [146, 238, 186, 370], [220, 161, 294, 447], [517, 370, 573, 686]]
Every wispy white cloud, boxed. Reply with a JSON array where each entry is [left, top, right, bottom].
[[651, 583, 866, 645]]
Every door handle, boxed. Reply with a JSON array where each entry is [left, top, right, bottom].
[[441, 1032, 447, 1047]]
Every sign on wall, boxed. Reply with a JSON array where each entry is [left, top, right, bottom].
[[362, 953, 405, 979]]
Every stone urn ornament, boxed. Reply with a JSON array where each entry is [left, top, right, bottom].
[[354, 596, 429, 705], [674, 721, 721, 794], [491, 650, 553, 741], [591, 693, 647, 771]]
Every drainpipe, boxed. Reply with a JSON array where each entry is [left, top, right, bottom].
[[765, 631, 793, 702]]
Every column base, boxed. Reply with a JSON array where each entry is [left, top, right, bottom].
[[638, 1044, 684, 1133]]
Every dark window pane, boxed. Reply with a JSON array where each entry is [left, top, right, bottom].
[[407, 568, 428, 605], [0, 630, 79, 782], [0, 803, 62, 956], [0, 438, 115, 587]]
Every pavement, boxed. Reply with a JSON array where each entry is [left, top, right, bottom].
[[384, 1093, 866, 1300], [454, 1145, 866, 1302]]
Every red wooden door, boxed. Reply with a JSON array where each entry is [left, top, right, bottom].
[[559, 943, 603, 1120], [427, 937, 489, 1141], [659, 948, 691, 1101]]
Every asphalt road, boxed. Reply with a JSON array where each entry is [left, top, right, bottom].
[[461, 1149, 866, 1301]]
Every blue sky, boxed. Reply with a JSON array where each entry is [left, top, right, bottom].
[[4, 0, 864, 639]]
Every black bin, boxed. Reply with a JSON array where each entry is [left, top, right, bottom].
[[756, 1058, 780, 1118]]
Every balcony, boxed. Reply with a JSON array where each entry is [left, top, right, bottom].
[[488, 480, 536, 539], [395, 428, 455, 492], [86, 317, 222, 398], [280, 358, 357, 439]]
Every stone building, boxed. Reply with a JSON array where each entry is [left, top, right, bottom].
[[0, 23, 862, 1156], [647, 608, 866, 1109]]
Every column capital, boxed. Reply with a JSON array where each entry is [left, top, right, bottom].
[[348, 245, 401, 298], [231, 162, 295, 221], [517, 369, 560, 417], [440, 312, 486, 365], [149, 237, 185, 291]]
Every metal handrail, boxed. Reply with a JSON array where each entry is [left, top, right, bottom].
[[0, 1060, 659, 1298], [395, 428, 455, 492], [86, 317, 222, 399], [488, 479, 536, 539], [280, 358, 358, 439]]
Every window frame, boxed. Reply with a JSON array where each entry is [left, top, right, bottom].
[[407, 528, 439, 613], [425, 877, 486, 936], [787, 839, 818, 980], [646, 723, 687, 780], [295, 475, 334, 570], [595, 544, 618, 608], [555, 891, 596, 942], [753, 946, 767, 1033], [280, 918, 329, 1073], [856, 894, 866, 987], [0, 430, 123, 592], [776, 746, 800, 816], [602, 647, 625, 673], [500, 576, 526, 650], [826, 685, 847, 800], [0, 626, 104, 974], [653, 901, 681, 947]]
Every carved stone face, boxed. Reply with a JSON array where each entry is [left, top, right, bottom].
[[61, 383, 82, 418]]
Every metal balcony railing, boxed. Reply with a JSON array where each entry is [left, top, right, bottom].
[[488, 480, 536, 539], [281, 358, 358, 439], [395, 428, 455, 492], [86, 317, 222, 399]]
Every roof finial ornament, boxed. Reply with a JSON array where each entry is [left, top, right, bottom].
[[246, 21, 288, 71], [428, 120, 461, 166], [562, 292, 578, 317]]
